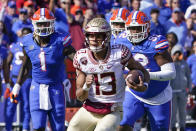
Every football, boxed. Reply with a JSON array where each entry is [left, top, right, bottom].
[[126, 70, 144, 84]]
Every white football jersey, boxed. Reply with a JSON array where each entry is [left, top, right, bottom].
[[73, 44, 132, 103]]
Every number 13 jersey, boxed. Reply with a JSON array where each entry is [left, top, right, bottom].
[[73, 44, 132, 103]]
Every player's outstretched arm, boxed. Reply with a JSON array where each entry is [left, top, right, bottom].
[[10, 49, 30, 103], [150, 50, 176, 81], [15, 49, 30, 85], [75, 69, 91, 102], [3, 51, 13, 84], [49, 0, 55, 14], [63, 45, 76, 61], [3, 51, 13, 99]]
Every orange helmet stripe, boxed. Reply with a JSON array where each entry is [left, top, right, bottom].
[[110, 8, 130, 21], [31, 8, 55, 21], [126, 11, 135, 25], [110, 9, 117, 20]]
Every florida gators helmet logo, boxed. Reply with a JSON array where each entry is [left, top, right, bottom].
[[125, 11, 150, 43]]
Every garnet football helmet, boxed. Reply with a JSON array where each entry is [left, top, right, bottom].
[[125, 11, 150, 43], [84, 18, 111, 52], [31, 8, 55, 36], [110, 8, 130, 38]]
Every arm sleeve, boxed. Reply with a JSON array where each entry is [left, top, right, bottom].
[[154, 37, 169, 53], [149, 62, 176, 81]]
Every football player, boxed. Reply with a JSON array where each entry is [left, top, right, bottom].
[[116, 11, 176, 131], [10, 8, 76, 131], [4, 28, 32, 131], [67, 18, 150, 131], [110, 8, 130, 41]]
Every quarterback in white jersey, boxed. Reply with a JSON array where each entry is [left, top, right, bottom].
[[74, 44, 130, 103], [67, 18, 150, 131]]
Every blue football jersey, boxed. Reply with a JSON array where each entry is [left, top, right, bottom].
[[9, 43, 24, 76], [20, 31, 72, 84], [116, 32, 169, 98]]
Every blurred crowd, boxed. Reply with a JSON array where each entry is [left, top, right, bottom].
[[0, 0, 196, 130], [0, 0, 195, 55]]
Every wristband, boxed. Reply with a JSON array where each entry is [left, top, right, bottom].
[[82, 83, 90, 91], [12, 83, 21, 95]]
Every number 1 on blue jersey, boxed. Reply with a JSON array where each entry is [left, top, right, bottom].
[[39, 49, 46, 71]]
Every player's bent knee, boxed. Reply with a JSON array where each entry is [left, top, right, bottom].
[[117, 125, 133, 131]]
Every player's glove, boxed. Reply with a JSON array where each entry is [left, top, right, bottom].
[[63, 79, 71, 102], [10, 83, 21, 103], [4, 83, 11, 99]]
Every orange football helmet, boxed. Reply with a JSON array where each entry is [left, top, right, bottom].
[[110, 8, 130, 38], [31, 8, 55, 36], [125, 11, 150, 43]]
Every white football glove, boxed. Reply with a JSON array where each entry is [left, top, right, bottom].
[[10, 83, 21, 103]]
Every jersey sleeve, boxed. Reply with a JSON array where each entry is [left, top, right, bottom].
[[54, 8, 62, 20], [18, 34, 31, 51], [55, 8, 68, 23], [62, 33, 72, 47], [154, 35, 169, 53], [121, 45, 132, 66]]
